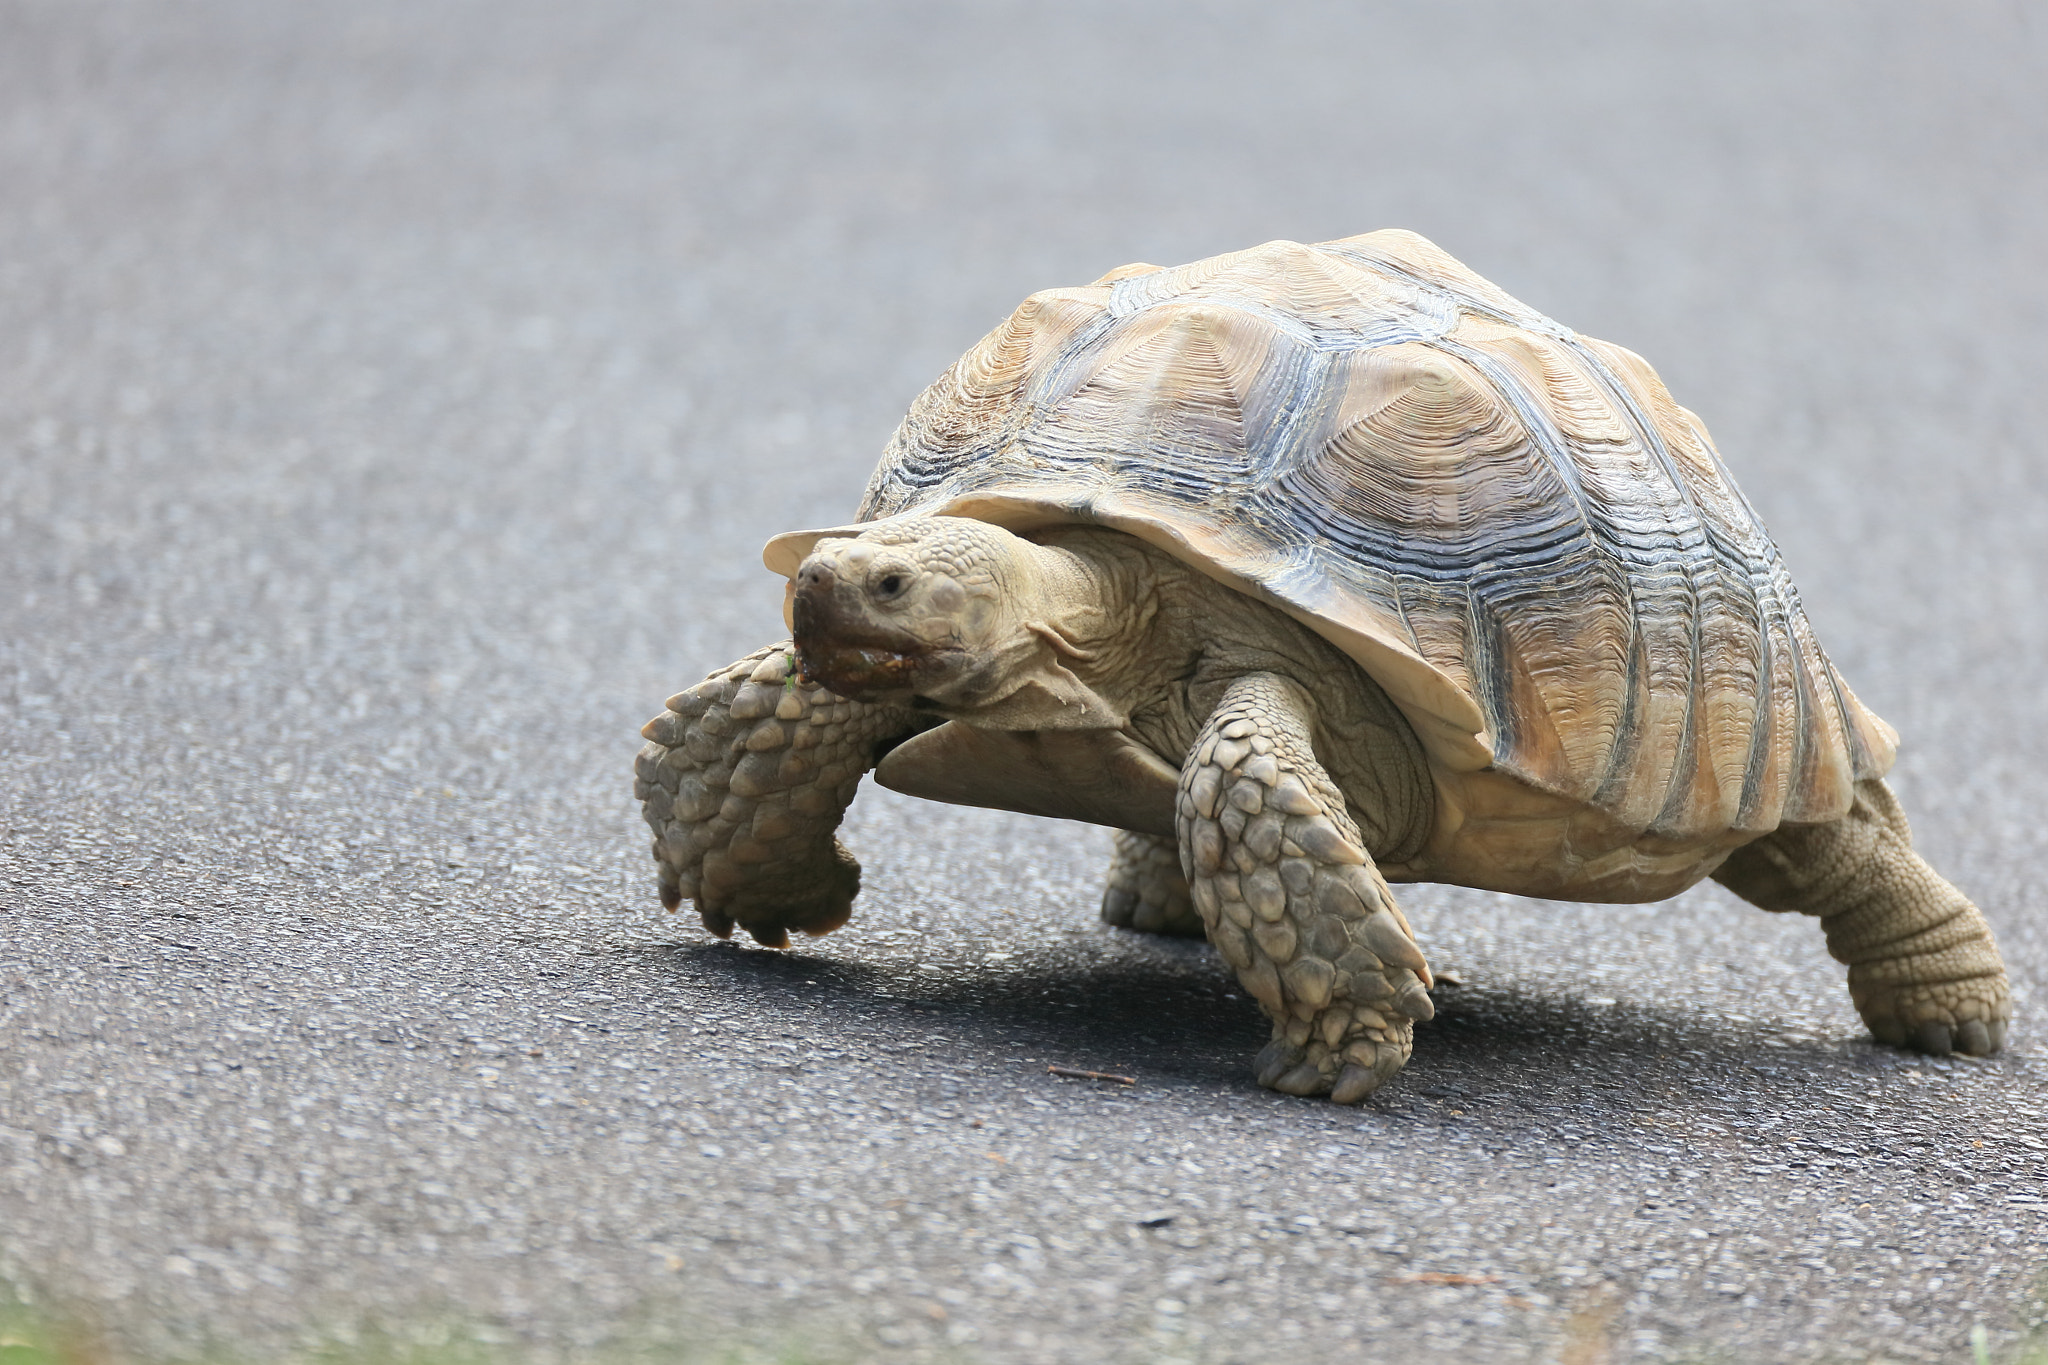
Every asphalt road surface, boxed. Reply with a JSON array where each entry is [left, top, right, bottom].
[[3, 4, 2045, 1362]]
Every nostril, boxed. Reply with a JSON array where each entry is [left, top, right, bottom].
[[800, 563, 835, 589]]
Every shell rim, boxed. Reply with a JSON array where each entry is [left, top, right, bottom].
[[762, 495, 1499, 774]]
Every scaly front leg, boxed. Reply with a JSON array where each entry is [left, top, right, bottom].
[[635, 642, 920, 947], [1180, 673, 1436, 1104]]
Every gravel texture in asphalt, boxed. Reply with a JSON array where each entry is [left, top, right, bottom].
[[2, 3, 2045, 1362]]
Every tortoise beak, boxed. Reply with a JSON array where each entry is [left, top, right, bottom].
[[791, 558, 933, 700]]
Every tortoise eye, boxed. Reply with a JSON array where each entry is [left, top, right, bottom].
[[876, 574, 904, 598]]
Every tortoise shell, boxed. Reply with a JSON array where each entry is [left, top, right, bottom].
[[767, 231, 1896, 899]]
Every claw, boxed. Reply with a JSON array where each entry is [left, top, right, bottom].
[[1331, 1063, 1381, 1105], [800, 895, 855, 938], [1955, 1019, 1994, 1057], [699, 907, 735, 939], [1100, 887, 1138, 926], [745, 922, 791, 950], [1394, 977, 1436, 1022], [1910, 1021, 1953, 1056], [1273, 1061, 1326, 1097], [1254, 1038, 1303, 1088]]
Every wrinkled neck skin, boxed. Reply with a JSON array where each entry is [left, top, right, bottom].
[[1028, 527, 1338, 756]]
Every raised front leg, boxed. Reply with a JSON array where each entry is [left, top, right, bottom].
[[636, 642, 919, 947], [1179, 673, 1436, 1104], [1100, 830, 1204, 937], [1713, 778, 2009, 1056]]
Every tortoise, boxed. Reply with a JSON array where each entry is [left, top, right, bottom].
[[634, 229, 2009, 1103]]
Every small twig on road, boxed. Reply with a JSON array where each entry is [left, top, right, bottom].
[[1388, 1272, 1501, 1286], [1047, 1064, 1136, 1085]]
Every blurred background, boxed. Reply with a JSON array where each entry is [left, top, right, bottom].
[[2, 3, 2044, 1363]]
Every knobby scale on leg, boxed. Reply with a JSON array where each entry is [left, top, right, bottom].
[[636, 642, 916, 947]]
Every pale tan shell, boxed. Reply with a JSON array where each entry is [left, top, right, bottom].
[[768, 231, 1895, 895]]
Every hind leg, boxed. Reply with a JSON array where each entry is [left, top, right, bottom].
[[1713, 778, 2009, 1056], [635, 642, 919, 947], [1100, 830, 1205, 936]]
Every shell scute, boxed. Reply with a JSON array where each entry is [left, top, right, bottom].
[[1163, 239, 1445, 344], [1321, 229, 1554, 333], [1040, 304, 1274, 488], [892, 285, 1110, 479]]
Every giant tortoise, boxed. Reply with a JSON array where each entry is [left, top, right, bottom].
[[634, 230, 2009, 1102]]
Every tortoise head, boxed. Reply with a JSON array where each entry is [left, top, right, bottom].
[[788, 515, 1123, 729]]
